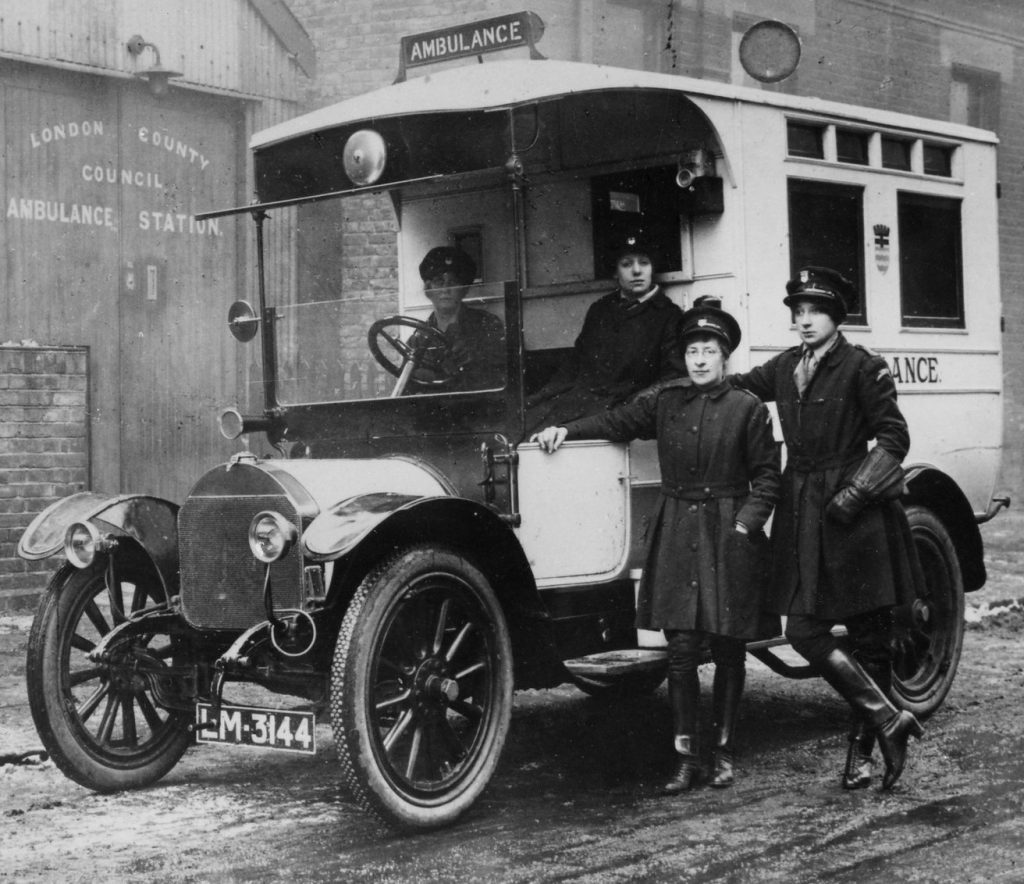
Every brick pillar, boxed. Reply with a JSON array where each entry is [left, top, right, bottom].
[[0, 345, 89, 612]]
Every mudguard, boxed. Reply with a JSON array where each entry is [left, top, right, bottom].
[[303, 492, 558, 683], [18, 491, 180, 597], [302, 491, 428, 559]]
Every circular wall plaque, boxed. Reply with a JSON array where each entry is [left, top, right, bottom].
[[739, 20, 802, 83]]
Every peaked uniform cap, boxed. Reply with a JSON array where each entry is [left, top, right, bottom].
[[679, 304, 741, 351], [419, 246, 476, 284], [783, 266, 852, 322], [608, 230, 663, 268]]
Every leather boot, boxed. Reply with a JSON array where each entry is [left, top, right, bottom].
[[877, 711, 924, 790], [815, 648, 922, 790], [841, 720, 875, 790], [662, 734, 700, 795], [710, 663, 744, 788], [841, 658, 892, 789], [662, 666, 700, 795]]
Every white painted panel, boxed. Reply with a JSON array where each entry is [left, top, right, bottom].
[[516, 440, 630, 584]]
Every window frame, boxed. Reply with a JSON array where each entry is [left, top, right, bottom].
[[786, 177, 867, 326], [897, 191, 965, 330]]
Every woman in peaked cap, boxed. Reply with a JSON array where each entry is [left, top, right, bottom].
[[532, 301, 780, 794], [731, 266, 925, 792], [523, 230, 686, 431], [407, 246, 505, 391]]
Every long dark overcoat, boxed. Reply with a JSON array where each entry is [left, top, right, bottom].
[[732, 334, 921, 619], [525, 287, 686, 430], [565, 378, 781, 639]]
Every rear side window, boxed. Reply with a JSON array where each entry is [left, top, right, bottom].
[[787, 179, 865, 323], [898, 193, 964, 328]]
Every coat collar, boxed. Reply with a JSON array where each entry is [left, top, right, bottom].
[[684, 378, 731, 400], [815, 331, 851, 371]]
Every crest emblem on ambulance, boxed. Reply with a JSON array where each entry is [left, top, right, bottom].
[[873, 224, 891, 273]]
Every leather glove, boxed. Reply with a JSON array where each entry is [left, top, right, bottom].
[[827, 447, 905, 524], [827, 484, 868, 524]]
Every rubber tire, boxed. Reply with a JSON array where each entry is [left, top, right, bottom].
[[892, 505, 965, 719], [25, 560, 192, 792], [331, 545, 513, 830], [568, 669, 667, 699]]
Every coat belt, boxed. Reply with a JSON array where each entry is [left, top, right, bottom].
[[786, 447, 865, 473], [661, 481, 749, 500]]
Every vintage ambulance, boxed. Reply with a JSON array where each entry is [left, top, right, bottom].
[[19, 13, 1007, 831]]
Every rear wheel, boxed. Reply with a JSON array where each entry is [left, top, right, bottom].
[[892, 505, 965, 719], [26, 559, 192, 791], [331, 546, 513, 830]]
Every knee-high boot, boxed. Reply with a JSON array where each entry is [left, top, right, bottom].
[[816, 648, 922, 790], [710, 663, 744, 788], [662, 669, 700, 795], [842, 660, 890, 790]]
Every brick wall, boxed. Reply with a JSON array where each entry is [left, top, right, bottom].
[[0, 346, 89, 611]]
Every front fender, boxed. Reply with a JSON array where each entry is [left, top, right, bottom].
[[309, 494, 561, 686], [18, 491, 180, 596]]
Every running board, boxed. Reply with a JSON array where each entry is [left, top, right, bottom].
[[563, 630, 839, 680], [563, 649, 667, 677]]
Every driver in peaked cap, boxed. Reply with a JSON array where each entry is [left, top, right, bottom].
[[730, 265, 925, 792], [532, 300, 780, 796], [408, 245, 505, 391]]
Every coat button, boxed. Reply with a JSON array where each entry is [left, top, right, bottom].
[[703, 487, 711, 494], [690, 542, 698, 551], [688, 504, 698, 513], [690, 426, 698, 433], [688, 467, 696, 475], [690, 580, 698, 587]]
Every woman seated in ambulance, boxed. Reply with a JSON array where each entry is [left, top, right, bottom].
[[523, 232, 686, 430]]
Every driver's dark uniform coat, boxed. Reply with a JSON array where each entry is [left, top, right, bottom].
[[731, 334, 921, 620], [564, 378, 780, 639], [410, 306, 505, 391]]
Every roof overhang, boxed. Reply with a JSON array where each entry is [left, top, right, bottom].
[[250, 58, 997, 151]]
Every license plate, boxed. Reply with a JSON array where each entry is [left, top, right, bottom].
[[195, 702, 316, 755]]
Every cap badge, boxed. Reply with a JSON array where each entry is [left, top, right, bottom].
[[697, 318, 709, 327], [800, 270, 809, 283]]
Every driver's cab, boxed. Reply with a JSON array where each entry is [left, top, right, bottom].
[[228, 68, 729, 588]]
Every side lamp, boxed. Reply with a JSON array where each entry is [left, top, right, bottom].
[[126, 34, 182, 97]]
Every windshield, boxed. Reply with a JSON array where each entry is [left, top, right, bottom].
[[266, 189, 512, 405]]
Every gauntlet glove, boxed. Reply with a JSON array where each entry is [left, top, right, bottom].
[[827, 447, 905, 524]]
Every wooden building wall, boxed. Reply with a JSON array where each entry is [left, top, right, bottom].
[[0, 1, 309, 503]]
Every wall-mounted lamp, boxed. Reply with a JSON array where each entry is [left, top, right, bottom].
[[126, 34, 182, 97]]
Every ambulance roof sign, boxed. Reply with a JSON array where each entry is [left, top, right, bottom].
[[396, 11, 545, 82]]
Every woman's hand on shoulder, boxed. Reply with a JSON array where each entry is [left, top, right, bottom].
[[530, 426, 568, 453]]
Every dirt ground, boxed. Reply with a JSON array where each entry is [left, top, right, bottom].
[[1, 509, 1023, 883]]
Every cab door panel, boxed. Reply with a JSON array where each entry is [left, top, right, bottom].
[[515, 440, 630, 585]]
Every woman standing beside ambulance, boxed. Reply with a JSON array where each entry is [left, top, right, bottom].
[[533, 301, 780, 793]]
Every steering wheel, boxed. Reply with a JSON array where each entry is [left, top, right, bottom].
[[367, 315, 452, 398]]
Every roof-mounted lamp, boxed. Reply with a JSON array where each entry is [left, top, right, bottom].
[[126, 34, 182, 97]]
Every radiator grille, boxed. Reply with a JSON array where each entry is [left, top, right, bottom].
[[179, 493, 304, 630]]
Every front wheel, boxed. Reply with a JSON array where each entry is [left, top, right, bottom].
[[891, 505, 965, 719], [25, 559, 193, 791], [331, 546, 513, 830]]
